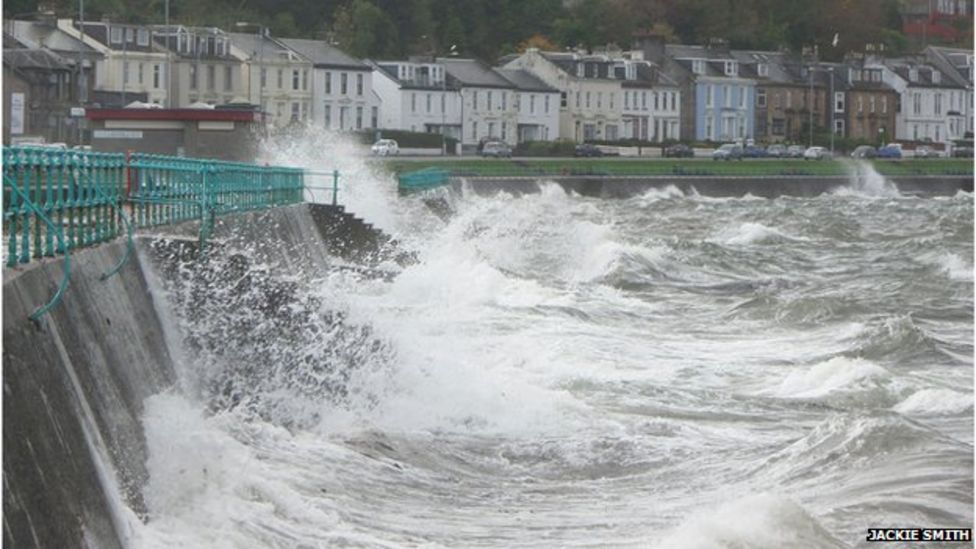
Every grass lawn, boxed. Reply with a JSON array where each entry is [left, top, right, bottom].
[[385, 158, 973, 178]]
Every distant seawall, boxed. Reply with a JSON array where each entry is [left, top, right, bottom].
[[3, 204, 392, 549], [452, 175, 973, 198]]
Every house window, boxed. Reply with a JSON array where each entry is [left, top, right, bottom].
[[772, 118, 785, 135], [692, 59, 705, 74], [671, 92, 676, 111], [371, 107, 378, 128], [260, 68, 267, 89], [207, 65, 215, 90], [488, 122, 495, 137], [153, 64, 160, 88], [586, 91, 591, 108], [325, 72, 332, 94], [125, 28, 134, 43], [757, 89, 767, 107], [724, 85, 731, 108], [110, 27, 123, 44], [530, 94, 535, 114], [225, 65, 233, 91], [291, 102, 299, 121], [324, 102, 332, 128], [427, 93, 432, 113], [277, 69, 283, 89], [561, 92, 567, 108], [834, 91, 845, 112], [472, 121, 478, 139], [705, 116, 714, 140], [137, 29, 149, 46], [412, 93, 417, 113], [545, 95, 550, 113], [834, 118, 844, 135], [302, 70, 308, 91], [739, 86, 745, 108], [624, 91, 630, 110], [597, 92, 602, 109], [654, 92, 659, 110], [473, 91, 479, 110], [913, 93, 921, 115], [758, 64, 768, 77], [882, 96, 887, 114], [501, 122, 507, 141], [190, 64, 198, 89], [706, 85, 712, 107], [488, 91, 493, 110], [935, 93, 942, 115], [502, 92, 507, 110], [642, 91, 648, 110], [293, 70, 300, 90], [123, 61, 130, 85], [301, 102, 308, 120], [441, 93, 446, 113], [341, 73, 348, 94], [340, 106, 348, 129], [138, 63, 144, 85], [356, 106, 363, 129], [356, 74, 363, 96], [870, 96, 876, 113], [857, 96, 863, 113], [724, 60, 737, 76]]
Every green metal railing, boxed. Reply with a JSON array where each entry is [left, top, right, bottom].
[[3, 146, 306, 319], [398, 167, 452, 194]]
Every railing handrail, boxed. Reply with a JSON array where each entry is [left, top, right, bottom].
[[3, 146, 309, 320], [3, 172, 71, 321]]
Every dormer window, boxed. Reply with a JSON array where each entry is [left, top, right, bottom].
[[932, 70, 940, 84], [110, 27, 123, 44], [692, 59, 705, 74], [137, 29, 149, 46], [757, 63, 768, 77], [724, 60, 737, 76], [125, 28, 135, 43], [909, 68, 918, 82], [576, 64, 584, 78]]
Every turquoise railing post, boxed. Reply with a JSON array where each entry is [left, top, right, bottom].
[[332, 169, 339, 205]]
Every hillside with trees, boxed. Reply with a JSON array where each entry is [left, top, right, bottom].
[[6, 0, 970, 61]]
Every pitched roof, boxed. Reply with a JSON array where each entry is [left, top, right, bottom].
[[279, 38, 368, 70], [227, 32, 301, 63], [3, 48, 70, 71], [496, 68, 557, 92], [441, 58, 514, 88]]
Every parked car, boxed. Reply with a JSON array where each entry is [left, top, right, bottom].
[[914, 145, 941, 158], [850, 145, 877, 159], [481, 141, 513, 158], [803, 146, 830, 160], [664, 143, 694, 158], [574, 143, 605, 157], [371, 139, 399, 156], [766, 144, 787, 158], [712, 143, 743, 161], [876, 145, 903, 159], [786, 145, 805, 158], [742, 145, 767, 158], [952, 146, 974, 158]]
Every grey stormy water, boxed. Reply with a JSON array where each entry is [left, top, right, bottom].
[[135, 169, 973, 548]]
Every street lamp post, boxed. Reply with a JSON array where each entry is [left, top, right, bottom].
[[828, 67, 835, 155]]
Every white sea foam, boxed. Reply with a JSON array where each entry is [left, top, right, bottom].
[[772, 357, 889, 399], [714, 222, 800, 245], [919, 252, 973, 282], [834, 160, 901, 198], [654, 493, 846, 549], [894, 389, 974, 416]]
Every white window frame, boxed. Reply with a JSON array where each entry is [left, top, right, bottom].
[[137, 29, 149, 46]]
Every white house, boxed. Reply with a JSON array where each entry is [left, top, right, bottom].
[[614, 53, 681, 141], [152, 25, 248, 108], [57, 19, 170, 105], [440, 58, 523, 146], [496, 68, 560, 142], [875, 55, 968, 147], [924, 46, 974, 145], [370, 59, 462, 140], [280, 38, 377, 132], [503, 48, 624, 142], [228, 31, 312, 128]]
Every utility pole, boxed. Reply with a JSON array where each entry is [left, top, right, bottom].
[[829, 67, 835, 155]]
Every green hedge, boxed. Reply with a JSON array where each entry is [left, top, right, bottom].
[[513, 139, 577, 157]]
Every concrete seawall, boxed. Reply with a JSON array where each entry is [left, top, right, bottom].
[[3, 203, 393, 548], [454, 175, 973, 198]]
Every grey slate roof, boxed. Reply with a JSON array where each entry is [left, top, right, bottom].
[[227, 32, 298, 63], [280, 38, 368, 70], [496, 68, 557, 92], [3, 48, 71, 71], [441, 58, 514, 88], [6, 20, 98, 57]]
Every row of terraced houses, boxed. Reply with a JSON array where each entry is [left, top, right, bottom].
[[4, 17, 973, 154]]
